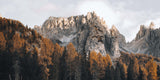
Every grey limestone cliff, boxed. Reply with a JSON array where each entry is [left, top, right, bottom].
[[34, 12, 121, 57], [126, 22, 160, 57]]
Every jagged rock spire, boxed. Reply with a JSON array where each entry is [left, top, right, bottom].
[[128, 22, 160, 57], [81, 17, 86, 24], [140, 25, 145, 30], [111, 25, 117, 31], [92, 11, 97, 17], [87, 12, 92, 20], [149, 22, 155, 29], [34, 25, 41, 28], [110, 25, 118, 36], [135, 25, 146, 40]]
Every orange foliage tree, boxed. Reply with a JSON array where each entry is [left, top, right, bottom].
[[140, 65, 148, 80], [146, 59, 157, 80], [64, 43, 79, 80], [0, 32, 6, 51], [10, 32, 25, 53], [50, 43, 64, 80], [89, 51, 98, 80], [127, 57, 139, 80]]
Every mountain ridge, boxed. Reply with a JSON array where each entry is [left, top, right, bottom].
[[35, 12, 123, 58], [126, 22, 160, 57], [34, 12, 160, 58], [0, 14, 160, 80]]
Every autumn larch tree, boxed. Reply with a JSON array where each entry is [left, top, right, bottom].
[[139, 65, 148, 80], [104, 54, 114, 80], [49, 43, 64, 80], [89, 51, 99, 80], [64, 43, 79, 80], [117, 60, 127, 80], [146, 59, 157, 80], [97, 53, 106, 79], [0, 32, 6, 51], [127, 57, 139, 80]]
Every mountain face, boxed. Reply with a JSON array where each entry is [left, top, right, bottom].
[[34, 12, 160, 58], [126, 22, 160, 57], [34, 12, 121, 57], [1, 13, 160, 80]]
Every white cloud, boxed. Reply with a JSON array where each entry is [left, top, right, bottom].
[[35, 3, 57, 13], [75, 0, 144, 41], [1, 0, 160, 42], [76, 0, 121, 28]]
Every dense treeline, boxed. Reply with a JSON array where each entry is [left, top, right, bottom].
[[0, 17, 54, 80], [0, 18, 160, 80]]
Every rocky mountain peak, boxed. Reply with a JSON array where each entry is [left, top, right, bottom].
[[140, 25, 146, 30], [110, 25, 118, 36], [149, 22, 155, 29], [86, 11, 97, 19], [126, 23, 160, 57], [34, 12, 160, 58], [111, 25, 117, 31], [135, 22, 156, 41], [135, 25, 147, 40], [34, 12, 121, 57], [92, 11, 97, 17], [42, 11, 105, 30], [86, 12, 92, 20], [34, 25, 41, 29]]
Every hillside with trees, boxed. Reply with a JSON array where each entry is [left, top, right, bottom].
[[0, 17, 160, 80]]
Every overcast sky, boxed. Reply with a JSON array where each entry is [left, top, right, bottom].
[[1, 0, 160, 41]]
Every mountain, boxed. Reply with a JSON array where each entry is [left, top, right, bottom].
[[126, 22, 160, 57], [0, 17, 54, 80], [34, 12, 121, 58], [0, 14, 160, 80], [35, 12, 160, 58]]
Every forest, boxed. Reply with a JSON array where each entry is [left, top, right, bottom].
[[0, 17, 160, 80]]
